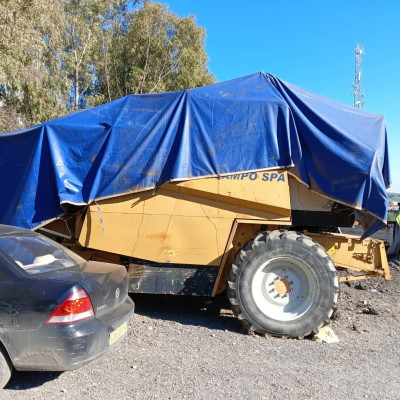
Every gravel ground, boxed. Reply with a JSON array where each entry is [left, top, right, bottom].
[[2, 266, 400, 400]]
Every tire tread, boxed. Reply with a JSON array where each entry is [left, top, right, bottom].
[[227, 230, 339, 339]]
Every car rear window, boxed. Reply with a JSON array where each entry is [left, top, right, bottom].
[[0, 235, 86, 275]]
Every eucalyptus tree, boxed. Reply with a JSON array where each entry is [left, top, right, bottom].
[[0, 0, 66, 125], [0, 0, 214, 130], [61, 0, 126, 110], [95, 0, 214, 101]]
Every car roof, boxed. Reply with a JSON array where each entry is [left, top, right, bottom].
[[0, 224, 37, 237]]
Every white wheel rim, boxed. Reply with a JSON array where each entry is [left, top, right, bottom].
[[251, 256, 317, 322]]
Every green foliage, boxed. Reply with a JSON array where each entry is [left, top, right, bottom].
[[0, 0, 67, 124], [0, 104, 26, 132], [61, 0, 123, 110], [0, 0, 214, 130], [388, 210, 399, 222], [92, 1, 214, 104], [388, 193, 400, 203]]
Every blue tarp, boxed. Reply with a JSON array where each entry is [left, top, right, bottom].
[[0, 72, 391, 237]]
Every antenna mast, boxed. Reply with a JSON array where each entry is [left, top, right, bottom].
[[352, 43, 365, 109]]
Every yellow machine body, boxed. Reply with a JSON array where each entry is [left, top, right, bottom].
[[52, 168, 391, 296], [78, 170, 291, 266]]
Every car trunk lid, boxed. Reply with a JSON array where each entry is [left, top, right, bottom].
[[39, 261, 129, 317]]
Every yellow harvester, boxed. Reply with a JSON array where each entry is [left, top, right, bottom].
[[42, 168, 390, 338]]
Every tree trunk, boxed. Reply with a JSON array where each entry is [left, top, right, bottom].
[[75, 65, 79, 110]]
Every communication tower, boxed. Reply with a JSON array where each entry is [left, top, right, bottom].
[[352, 43, 365, 109]]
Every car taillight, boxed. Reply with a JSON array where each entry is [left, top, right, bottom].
[[45, 288, 94, 324]]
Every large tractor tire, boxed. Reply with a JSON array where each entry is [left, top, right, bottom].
[[227, 230, 339, 338]]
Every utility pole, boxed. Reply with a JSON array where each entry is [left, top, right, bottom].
[[352, 43, 365, 109]]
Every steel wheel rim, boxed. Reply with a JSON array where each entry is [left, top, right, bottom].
[[251, 256, 317, 322]]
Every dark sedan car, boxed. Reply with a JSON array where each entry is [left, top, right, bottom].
[[0, 224, 134, 388]]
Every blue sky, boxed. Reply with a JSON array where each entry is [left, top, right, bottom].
[[164, 0, 400, 192]]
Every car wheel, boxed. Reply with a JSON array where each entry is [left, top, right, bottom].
[[0, 345, 12, 389], [227, 230, 339, 338]]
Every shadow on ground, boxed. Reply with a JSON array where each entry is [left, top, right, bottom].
[[5, 371, 62, 390], [130, 292, 243, 333]]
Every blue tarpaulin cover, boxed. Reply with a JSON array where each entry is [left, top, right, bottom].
[[0, 72, 391, 237]]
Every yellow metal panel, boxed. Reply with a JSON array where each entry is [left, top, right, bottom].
[[93, 191, 177, 215], [130, 214, 173, 261], [218, 171, 289, 214], [167, 170, 290, 216], [164, 189, 291, 220], [78, 169, 292, 265], [157, 216, 233, 265], [339, 274, 379, 282], [79, 211, 137, 255], [309, 232, 390, 280], [161, 189, 221, 218], [289, 178, 332, 211], [80, 210, 172, 260]]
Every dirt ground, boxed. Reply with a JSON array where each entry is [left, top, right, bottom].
[[2, 265, 400, 400]]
